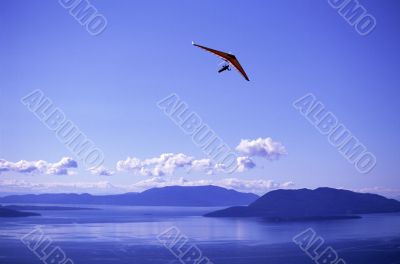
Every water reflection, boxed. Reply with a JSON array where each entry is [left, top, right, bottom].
[[1, 205, 399, 245]]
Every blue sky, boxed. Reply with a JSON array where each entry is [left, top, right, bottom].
[[1, 0, 399, 196]]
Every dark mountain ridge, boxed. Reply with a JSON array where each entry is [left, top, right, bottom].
[[0, 206, 40, 217], [205, 187, 400, 219], [0, 185, 259, 207]]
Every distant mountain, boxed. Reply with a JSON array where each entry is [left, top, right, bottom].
[[0, 186, 259, 207], [205, 187, 400, 220], [0, 206, 40, 217], [3, 205, 99, 211]]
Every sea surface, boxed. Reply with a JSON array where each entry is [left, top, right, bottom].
[[0, 204, 399, 264]]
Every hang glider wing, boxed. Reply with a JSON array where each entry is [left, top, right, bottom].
[[192, 42, 250, 81]]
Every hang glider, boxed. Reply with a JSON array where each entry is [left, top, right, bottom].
[[192, 42, 250, 81]]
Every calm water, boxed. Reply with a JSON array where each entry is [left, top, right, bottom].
[[1, 204, 400, 263]]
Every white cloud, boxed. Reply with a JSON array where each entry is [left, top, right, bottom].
[[191, 159, 214, 175], [191, 158, 212, 170], [217, 178, 294, 194], [88, 166, 115, 176], [236, 156, 256, 172], [0, 157, 78, 175], [116, 153, 194, 176], [116, 137, 287, 177], [236, 137, 287, 159], [116, 153, 260, 176], [1, 137, 285, 178]]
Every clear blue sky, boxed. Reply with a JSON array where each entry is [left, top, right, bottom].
[[1, 0, 399, 195]]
